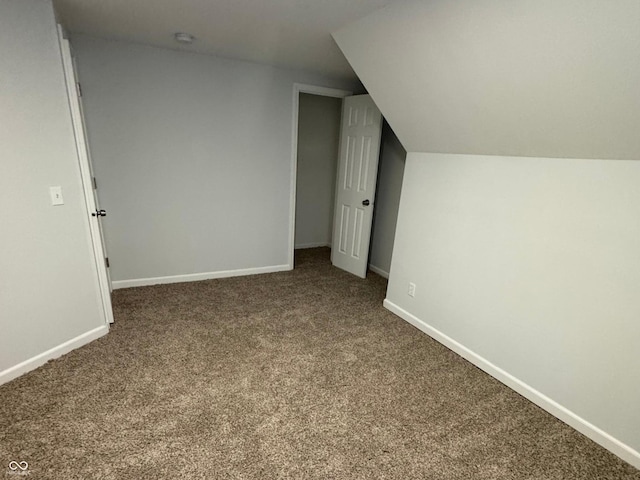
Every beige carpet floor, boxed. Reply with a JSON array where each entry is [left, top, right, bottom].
[[1, 248, 638, 479]]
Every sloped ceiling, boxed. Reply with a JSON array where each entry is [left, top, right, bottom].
[[54, 0, 404, 81], [333, 0, 640, 160]]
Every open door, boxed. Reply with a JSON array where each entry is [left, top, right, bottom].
[[58, 26, 114, 323], [331, 95, 383, 278]]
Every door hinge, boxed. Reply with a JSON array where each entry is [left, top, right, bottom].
[[76, 82, 82, 97], [105, 257, 110, 268], [92, 176, 97, 190]]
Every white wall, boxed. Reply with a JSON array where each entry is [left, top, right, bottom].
[[334, 0, 640, 160], [71, 36, 358, 285], [0, 0, 107, 381], [369, 122, 405, 276], [386, 153, 640, 465], [295, 93, 342, 249]]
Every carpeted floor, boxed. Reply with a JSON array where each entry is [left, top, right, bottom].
[[1, 247, 638, 479]]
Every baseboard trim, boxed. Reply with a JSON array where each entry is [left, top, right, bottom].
[[0, 325, 109, 386], [368, 264, 389, 279], [112, 264, 291, 289], [382, 299, 640, 469], [294, 242, 331, 249]]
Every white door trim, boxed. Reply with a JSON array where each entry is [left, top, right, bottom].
[[57, 25, 114, 325], [288, 83, 353, 269]]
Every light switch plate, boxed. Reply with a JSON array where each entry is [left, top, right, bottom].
[[49, 186, 64, 205]]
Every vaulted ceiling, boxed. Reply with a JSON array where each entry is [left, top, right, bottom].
[[53, 0, 402, 81], [334, 0, 640, 159]]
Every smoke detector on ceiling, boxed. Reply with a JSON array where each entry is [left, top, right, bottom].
[[174, 32, 195, 44]]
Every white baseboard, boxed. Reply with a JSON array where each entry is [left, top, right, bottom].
[[368, 264, 389, 279], [0, 325, 109, 386], [112, 264, 290, 289], [383, 299, 640, 469], [294, 242, 331, 249]]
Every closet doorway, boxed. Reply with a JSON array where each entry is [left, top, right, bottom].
[[288, 84, 351, 267]]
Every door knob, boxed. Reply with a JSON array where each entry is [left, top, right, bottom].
[[362, 199, 370, 206], [92, 209, 107, 217]]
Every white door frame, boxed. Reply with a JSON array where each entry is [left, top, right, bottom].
[[57, 25, 114, 325], [288, 83, 353, 269]]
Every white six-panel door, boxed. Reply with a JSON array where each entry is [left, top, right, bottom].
[[331, 95, 383, 278]]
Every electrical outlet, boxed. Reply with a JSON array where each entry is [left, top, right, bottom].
[[408, 282, 416, 297], [49, 186, 64, 205]]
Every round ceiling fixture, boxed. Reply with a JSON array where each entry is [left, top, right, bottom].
[[174, 32, 195, 44]]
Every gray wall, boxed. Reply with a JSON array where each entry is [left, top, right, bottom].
[[334, 0, 640, 160], [295, 93, 342, 249], [387, 153, 640, 460], [0, 0, 106, 375], [71, 36, 358, 284], [369, 122, 405, 276]]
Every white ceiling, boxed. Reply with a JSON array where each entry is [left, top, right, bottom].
[[54, 0, 402, 81]]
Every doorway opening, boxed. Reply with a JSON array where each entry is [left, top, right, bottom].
[[288, 84, 351, 269], [295, 93, 342, 249]]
